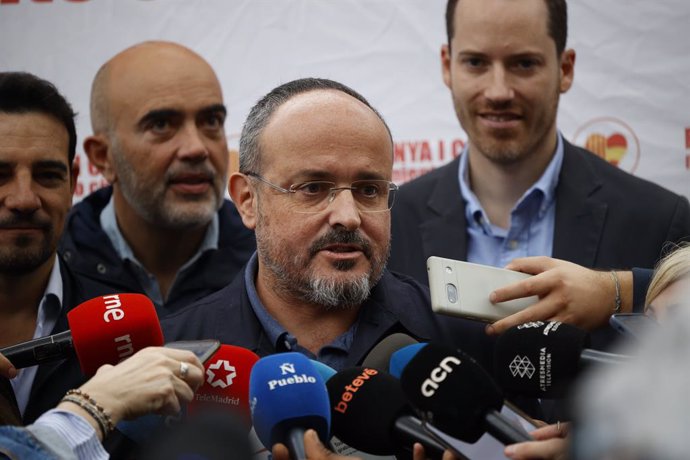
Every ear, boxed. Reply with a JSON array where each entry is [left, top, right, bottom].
[[441, 44, 452, 90], [69, 161, 80, 197], [229, 172, 257, 230], [559, 49, 576, 93], [83, 134, 117, 183]]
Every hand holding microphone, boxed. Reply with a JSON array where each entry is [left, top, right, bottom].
[[57, 346, 203, 440]]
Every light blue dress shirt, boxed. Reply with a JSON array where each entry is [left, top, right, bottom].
[[458, 134, 565, 268], [100, 196, 219, 306]]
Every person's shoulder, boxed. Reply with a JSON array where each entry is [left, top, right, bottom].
[[161, 273, 247, 341], [377, 270, 431, 308], [566, 142, 686, 202]]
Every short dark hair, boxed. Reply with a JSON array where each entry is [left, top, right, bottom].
[[0, 72, 77, 166], [239, 77, 392, 174], [445, 0, 568, 56]]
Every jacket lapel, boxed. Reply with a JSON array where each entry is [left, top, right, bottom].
[[420, 157, 468, 263], [553, 141, 607, 267]]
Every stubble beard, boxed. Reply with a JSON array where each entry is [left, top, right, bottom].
[[0, 230, 54, 275], [110, 140, 222, 230], [257, 224, 389, 311]]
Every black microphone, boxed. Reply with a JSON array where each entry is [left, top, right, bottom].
[[326, 367, 455, 459], [493, 321, 628, 398], [361, 333, 419, 372], [395, 343, 532, 445]]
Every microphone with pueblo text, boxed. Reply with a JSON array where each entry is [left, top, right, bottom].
[[0, 293, 163, 374], [391, 343, 532, 445], [249, 352, 330, 460], [327, 366, 452, 459], [493, 321, 628, 399], [361, 333, 419, 372]]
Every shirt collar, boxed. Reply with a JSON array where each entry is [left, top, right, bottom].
[[99, 194, 220, 271], [458, 132, 565, 223]]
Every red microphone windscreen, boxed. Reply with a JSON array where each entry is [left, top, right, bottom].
[[188, 345, 260, 425], [67, 294, 163, 375]]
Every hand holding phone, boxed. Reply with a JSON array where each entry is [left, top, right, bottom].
[[427, 257, 539, 322]]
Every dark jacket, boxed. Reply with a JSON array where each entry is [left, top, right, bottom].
[[22, 258, 120, 424], [161, 267, 495, 371], [390, 140, 690, 285], [58, 186, 256, 315]]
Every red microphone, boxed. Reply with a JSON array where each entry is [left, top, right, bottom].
[[1, 293, 163, 375], [187, 345, 260, 425]]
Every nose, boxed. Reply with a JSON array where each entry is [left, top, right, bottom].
[[176, 122, 210, 162], [326, 189, 362, 231], [484, 66, 514, 102], [5, 174, 41, 213]]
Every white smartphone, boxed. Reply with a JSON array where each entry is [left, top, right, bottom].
[[427, 256, 539, 322]]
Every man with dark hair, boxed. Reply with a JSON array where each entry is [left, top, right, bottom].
[[59, 41, 255, 315], [389, 0, 690, 346], [163, 77, 490, 371], [0, 72, 116, 423]]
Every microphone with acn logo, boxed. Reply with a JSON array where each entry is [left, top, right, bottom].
[[0, 293, 163, 374], [249, 352, 330, 460], [326, 366, 454, 459], [392, 343, 532, 445], [187, 344, 260, 427], [494, 321, 628, 399]]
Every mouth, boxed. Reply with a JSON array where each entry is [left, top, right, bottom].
[[478, 112, 522, 128], [321, 243, 364, 254], [168, 173, 214, 194]]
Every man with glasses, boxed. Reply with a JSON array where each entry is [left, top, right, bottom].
[[163, 78, 490, 370]]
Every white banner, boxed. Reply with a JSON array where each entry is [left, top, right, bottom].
[[1, 0, 688, 200]]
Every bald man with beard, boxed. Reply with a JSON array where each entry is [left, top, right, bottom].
[[60, 41, 255, 315]]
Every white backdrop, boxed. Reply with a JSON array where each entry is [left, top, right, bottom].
[[1, 0, 688, 201]]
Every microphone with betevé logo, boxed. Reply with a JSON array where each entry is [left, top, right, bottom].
[[0, 293, 163, 374], [249, 352, 330, 460], [326, 366, 454, 459]]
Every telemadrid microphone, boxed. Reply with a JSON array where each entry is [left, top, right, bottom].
[[326, 366, 448, 458], [249, 352, 330, 460], [393, 343, 531, 445], [188, 344, 260, 426], [0, 293, 163, 374], [493, 321, 628, 398], [361, 333, 419, 372]]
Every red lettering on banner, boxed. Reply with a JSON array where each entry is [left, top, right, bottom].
[[420, 141, 432, 162], [685, 127, 690, 149], [393, 138, 465, 165]]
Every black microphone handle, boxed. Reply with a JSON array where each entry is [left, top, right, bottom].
[[394, 415, 457, 460], [286, 427, 307, 460], [0, 330, 74, 368], [483, 409, 532, 445]]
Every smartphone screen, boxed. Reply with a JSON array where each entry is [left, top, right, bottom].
[[165, 339, 221, 364], [609, 313, 657, 341]]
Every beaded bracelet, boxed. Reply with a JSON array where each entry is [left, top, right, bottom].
[[61, 389, 114, 438], [609, 271, 622, 314]]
